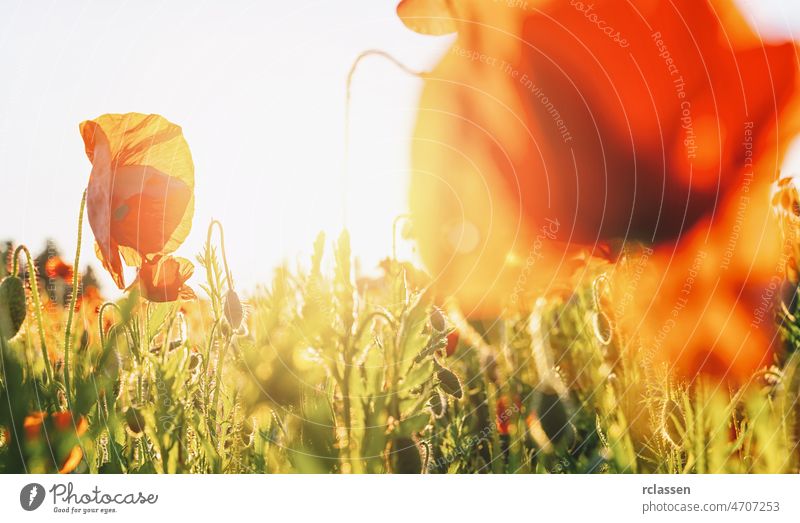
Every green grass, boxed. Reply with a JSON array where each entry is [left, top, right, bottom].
[[1, 224, 799, 473]]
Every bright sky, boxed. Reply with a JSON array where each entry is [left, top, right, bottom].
[[0, 0, 799, 296]]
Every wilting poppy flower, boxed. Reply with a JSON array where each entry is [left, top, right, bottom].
[[80, 113, 194, 289], [45, 256, 74, 281], [23, 411, 88, 473], [405, 0, 800, 380], [130, 255, 195, 303]]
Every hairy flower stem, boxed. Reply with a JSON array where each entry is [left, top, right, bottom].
[[207, 220, 234, 292], [211, 335, 231, 435], [63, 189, 87, 412], [13, 245, 53, 384], [98, 302, 122, 348]]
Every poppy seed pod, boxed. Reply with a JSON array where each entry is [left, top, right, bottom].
[[428, 390, 446, 419], [125, 407, 145, 435], [536, 391, 572, 447], [389, 436, 423, 474], [430, 307, 446, 332], [223, 288, 244, 331], [0, 275, 26, 340], [435, 360, 463, 399]]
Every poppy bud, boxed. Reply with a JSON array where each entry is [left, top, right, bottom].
[[430, 307, 447, 332], [125, 407, 145, 435], [0, 275, 26, 340], [224, 289, 244, 331], [428, 390, 446, 419], [188, 349, 203, 380], [536, 391, 572, 446], [389, 436, 423, 474], [435, 360, 463, 399]]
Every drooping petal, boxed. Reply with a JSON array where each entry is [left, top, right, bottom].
[[131, 255, 195, 303]]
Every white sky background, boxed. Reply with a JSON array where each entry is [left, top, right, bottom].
[[0, 0, 799, 297]]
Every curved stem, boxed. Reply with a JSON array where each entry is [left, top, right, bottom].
[[13, 245, 53, 384], [207, 220, 234, 291], [392, 214, 411, 262], [63, 189, 87, 412], [344, 50, 426, 228], [98, 302, 123, 348], [353, 309, 396, 342]]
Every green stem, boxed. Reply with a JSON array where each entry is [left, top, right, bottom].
[[63, 189, 87, 412], [353, 309, 396, 342], [13, 245, 53, 384], [391, 214, 411, 262], [98, 302, 122, 348], [207, 220, 234, 291], [211, 335, 231, 433]]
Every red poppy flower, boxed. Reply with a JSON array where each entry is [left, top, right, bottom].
[[23, 411, 88, 474], [130, 255, 195, 303], [495, 396, 511, 436], [444, 330, 459, 357], [404, 0, 800, 380], [45, 256, 74, 281], [406, 0, 798, 311], [80, 113, 195, 289]]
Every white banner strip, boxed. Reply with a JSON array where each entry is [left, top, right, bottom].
[[1, 474, 799, 522]]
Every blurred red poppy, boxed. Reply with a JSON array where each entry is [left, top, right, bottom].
[[23, 411, 88, 474], [80, 113, 195, 289], [404, 0, 800, 380], [495, 397, 511, 436], [444, 330, 459, 357], [45, 256, 74, 281]]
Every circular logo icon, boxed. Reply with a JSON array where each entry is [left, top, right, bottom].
[[20, 483, 45, 511]]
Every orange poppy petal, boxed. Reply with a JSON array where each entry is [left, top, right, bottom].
[[80, 113, 195, 288], [409, 0, 800, 381], [397, 0, 457, 35], [132, 256, 195, 303], [23, 412, 45, 441], [59, 447, 83, 474]]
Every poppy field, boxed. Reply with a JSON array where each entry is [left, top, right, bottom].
[[3, 0, 800, 475]]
